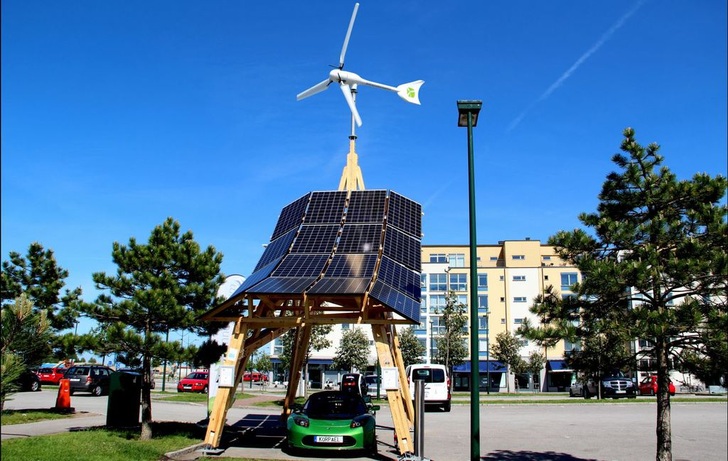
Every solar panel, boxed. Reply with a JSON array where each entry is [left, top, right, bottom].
[[229, 189, 422, 322], [273, 254, 329, 277], [377, 256, 421, 300], [337, 224, 382, 254], [387, 191, 422, 238], [290, 225, 340, 253], [347, 190, 387, 223], [255, 228, 297, 271], [306, 191, 347, 224], [247, 277, 317, 295], [369, 282, 420, 322], [382, 227, 421, 272], [271, 193, 310, 240], [308, 277, 371, 295], [326, 254, 378, 278]]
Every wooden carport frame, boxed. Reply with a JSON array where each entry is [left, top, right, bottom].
[[199, 276, 417, 455]]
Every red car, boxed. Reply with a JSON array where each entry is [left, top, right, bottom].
[[36, 366, 68, 385], [638, 376, 676, 396], [177, 371, 209, 393], [243, 371, 268, 382]]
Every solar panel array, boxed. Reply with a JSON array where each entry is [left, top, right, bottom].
[[234, 189, 422, 322]]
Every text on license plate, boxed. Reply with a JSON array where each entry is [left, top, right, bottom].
[[616, 390, 625, 394], [70, 378, 81, 382], [314, 435, 343, 443]]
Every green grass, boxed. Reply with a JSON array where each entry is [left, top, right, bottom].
[[1, 409, 73, 425], [0, 422, 204, 461]]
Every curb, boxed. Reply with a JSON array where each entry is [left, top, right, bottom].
[[162, 442, 207, 460]]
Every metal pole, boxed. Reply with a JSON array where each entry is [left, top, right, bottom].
[[466, 110, 481, 461], [414, 379, 425, 457], [430, 320, 434, 363], [486, 314, 490, 395]]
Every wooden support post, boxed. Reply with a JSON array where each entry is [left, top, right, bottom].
[[282, 323, 312, 418], [204, 318, 249, 448], [371, 324, 413, 455], [389, 324, 415, 421]]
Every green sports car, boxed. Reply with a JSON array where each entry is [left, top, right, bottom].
[[286, 390, 379, 454]]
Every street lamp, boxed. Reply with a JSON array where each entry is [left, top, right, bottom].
[[457, 99, 482, 461], [484, 311, 490, 395]]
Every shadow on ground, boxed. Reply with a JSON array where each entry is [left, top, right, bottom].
[[481, 451, 599, 461]]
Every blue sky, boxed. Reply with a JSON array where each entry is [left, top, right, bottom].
[[2, 1, 726, 342]]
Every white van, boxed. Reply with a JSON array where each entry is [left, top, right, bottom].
[[405, 363, 451, 412]]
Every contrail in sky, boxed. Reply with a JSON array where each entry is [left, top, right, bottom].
[[507, 0, 646, 132]]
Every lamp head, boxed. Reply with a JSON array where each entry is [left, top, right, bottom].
[[457, 100, 483, 127]]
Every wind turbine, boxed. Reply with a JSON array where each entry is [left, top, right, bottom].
[[297, 2, 424, 128]]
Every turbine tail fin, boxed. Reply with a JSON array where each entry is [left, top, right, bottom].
[[396, 80, 424, 105]]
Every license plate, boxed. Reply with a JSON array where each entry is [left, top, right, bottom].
[[616, 390, 625, 394], [70, 378, 80, 382], [183, 385, 191, 389], [314, 436, 343, 443]]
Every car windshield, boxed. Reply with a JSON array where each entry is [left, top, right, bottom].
[[411, 368, 445, 383], [303, 392, 367, 420], [68, 367, 89, 376], [38, 368, 54, 373]]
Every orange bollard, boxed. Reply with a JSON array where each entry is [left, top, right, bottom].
[[54, 378, 74, 413]]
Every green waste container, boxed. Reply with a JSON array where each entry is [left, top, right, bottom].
[[106, 371, 141, 427]]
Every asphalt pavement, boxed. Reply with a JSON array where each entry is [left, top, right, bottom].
[[2, 386, 726, 461]]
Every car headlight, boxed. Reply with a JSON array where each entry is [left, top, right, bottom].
[[293, 417, 309, 428], [350, 420, 362, 429]]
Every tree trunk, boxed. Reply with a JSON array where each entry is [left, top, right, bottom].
[[655, 338, 672, 461], [140, 324, 153, 441]]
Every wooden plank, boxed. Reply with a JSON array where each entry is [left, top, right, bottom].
[[371, 324, 413, 455], [282, 323, 312, 418], [389, 324, 415, 421], [204, 318, 249, 448]]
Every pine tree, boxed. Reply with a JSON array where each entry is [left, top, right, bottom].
[[523, 128, 727, 461], [84, 218, 224, 440]]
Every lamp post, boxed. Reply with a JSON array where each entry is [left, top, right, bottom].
[[457, 99, 482, 461], [484, 311, 490, 395]]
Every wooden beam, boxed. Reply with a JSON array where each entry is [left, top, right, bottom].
[[371, 324, 413, 455], [282, 323, 312, 418], [204, 318, 249, 448]]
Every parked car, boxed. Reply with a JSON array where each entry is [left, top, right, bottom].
[[36, 365, 69, 385], [405, 363, 451, 411], [286, 390, 379, 454], [64, 365, 114, 396], [117, 368, 156, 389], [340, 373, 367, 396], [638, 375, 675, 396], [177, 371, 209, 393], [15, 369, 41, 392], [243, 371, 269, 382], [365, 375, 381, 395], [573, 372, 636, 399]]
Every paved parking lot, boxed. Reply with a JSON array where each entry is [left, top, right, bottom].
[[3, 388, 726, 460]]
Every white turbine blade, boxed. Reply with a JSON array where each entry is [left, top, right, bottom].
[[339, 3, 359, 68], [297, 78, 331, 101], [395, 80, 425, 105], [339, 82, 362, 126]]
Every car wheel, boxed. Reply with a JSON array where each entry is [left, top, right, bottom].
[[30, 380, 40, 392], [583, 388, 591, 399], [202, 386, 208, 394], [69, 389, 75, 396], [569, 388, 574, 397], [443, 402, 451, 412], [650, 389, 655, 396], [92, 385, 103, 396]]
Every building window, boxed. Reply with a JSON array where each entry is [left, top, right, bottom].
[[430, 273, 447, 291], [478, 274, 488, 290], [478, 295, 488, 310], [421, 273, 427, 290], [342, 323, 350, 330], [512, 255, 525, 260], [500, 318, 506, 324], [500, 297, 505, 302], [544, 275, 549, 281], [514, 297, 527, 303], [429, 253, 448, 263], [519, 340, 529, 347], [561, 272, 578, 291], [420, 301, 426, 314], [513, 275, 526, 281], [449, 253, 465, 267], [449, 273, 467, 291], [543, 256, 551, 260], [514, 318, 524, 324], [499, 275, 504, 281], [430, 295, 446, 313], [478, 317, 489, 332]]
